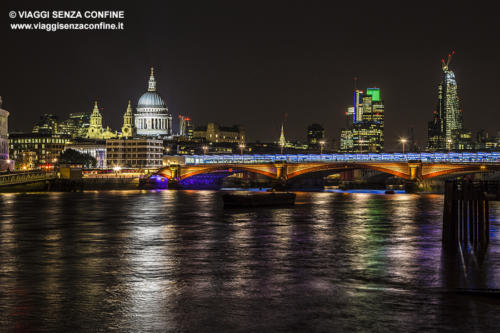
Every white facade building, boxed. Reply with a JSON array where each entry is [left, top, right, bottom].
[[135, 68, 172, 138], [0, 97, 14, 171]]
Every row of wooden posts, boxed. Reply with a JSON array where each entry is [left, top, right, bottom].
[[443, 180, 495, 250]]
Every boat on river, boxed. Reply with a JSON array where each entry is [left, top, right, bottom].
[[222, 191, 296, 207]]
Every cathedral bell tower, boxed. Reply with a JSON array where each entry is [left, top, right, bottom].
[[121, 100, 136, 138], [87, 101, 104, 139]]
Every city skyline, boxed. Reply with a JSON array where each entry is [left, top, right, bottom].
[[1, 1, 499, 150]]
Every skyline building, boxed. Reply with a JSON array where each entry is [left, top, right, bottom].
[[135, 67, 172, 137], [307, 123, 325, 147], [193, 123, 245, 143], [178, 115, 193, 140], [428, 51, 464, 150], [340, 87, 384, 153], [32, 114, 59, 134]]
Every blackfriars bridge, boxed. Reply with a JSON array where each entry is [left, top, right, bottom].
[[158, 152, 500, 183]]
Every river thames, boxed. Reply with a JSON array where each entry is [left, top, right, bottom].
[[1, 190, 500, 331]]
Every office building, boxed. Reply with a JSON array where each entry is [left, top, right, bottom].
[[106, 138, 163, 169], [9, 133, 71, 169], [307, 124, 325, 147], [340, 87, 384, 153]]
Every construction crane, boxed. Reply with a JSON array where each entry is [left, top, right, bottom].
[[441, 50, 455, 71]]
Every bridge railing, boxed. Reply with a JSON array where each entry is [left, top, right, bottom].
[[183, 152, 500, 165], [0, 171, 56, 186]]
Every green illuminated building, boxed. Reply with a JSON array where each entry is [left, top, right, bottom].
[[340, 87, 384, 153]]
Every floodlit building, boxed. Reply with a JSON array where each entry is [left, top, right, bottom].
[[135, 67, 172, 138], [121, 100, 136, 138], [193, 123, 245, 143], [86, 101, 118, 140], [0, 97, 13, 171], [65, 140, 107, 169], [9, 133, 71, 169]]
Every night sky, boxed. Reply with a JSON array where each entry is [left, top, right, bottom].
[[1, 1, 498, 150]]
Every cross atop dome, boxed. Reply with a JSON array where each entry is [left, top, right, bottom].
[[148, 67, 156, 92]]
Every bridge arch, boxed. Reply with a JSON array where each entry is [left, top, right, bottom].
[[157, 164, 278, 181], [421, 165, 496, 179], [285, 163, 412, 180]]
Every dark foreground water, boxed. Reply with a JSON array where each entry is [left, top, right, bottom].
[[1, 191, 500, 332]]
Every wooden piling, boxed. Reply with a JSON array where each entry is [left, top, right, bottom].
[[443, 180, 492, 251]]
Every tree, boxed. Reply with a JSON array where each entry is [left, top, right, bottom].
[[59, 149, 97, 168]]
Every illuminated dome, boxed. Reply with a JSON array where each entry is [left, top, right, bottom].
[[134, 67, 173, 137], [137, 91, 166, 109]]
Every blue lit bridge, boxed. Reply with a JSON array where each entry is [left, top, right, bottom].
[[158, 152, 500, 182]]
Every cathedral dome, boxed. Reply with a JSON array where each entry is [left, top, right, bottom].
[[134, 67, 173, 138], [136, 67, 167, 111], [137, 91, 166, 109]]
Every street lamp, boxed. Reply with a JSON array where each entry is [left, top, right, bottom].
[[202, 145, 208, 155], [447, 139, 452, 152], [319, 140, 326, 156], [239, 143, 245, 155], [359, 139, 364, 154], [165, 147, 171, 155], [400, 138, 408, 154]]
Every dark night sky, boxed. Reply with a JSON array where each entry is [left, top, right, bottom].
[[1, 1, 498, 150]]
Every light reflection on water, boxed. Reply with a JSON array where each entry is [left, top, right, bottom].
[[1, 190, 500, 331]]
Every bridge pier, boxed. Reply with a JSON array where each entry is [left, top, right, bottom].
[[403, 181, 420, 193]]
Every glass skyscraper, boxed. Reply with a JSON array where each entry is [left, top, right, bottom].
[[428, 52, 464, 150]]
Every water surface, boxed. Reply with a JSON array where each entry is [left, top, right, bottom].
[[1, 191, 500, 331]]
